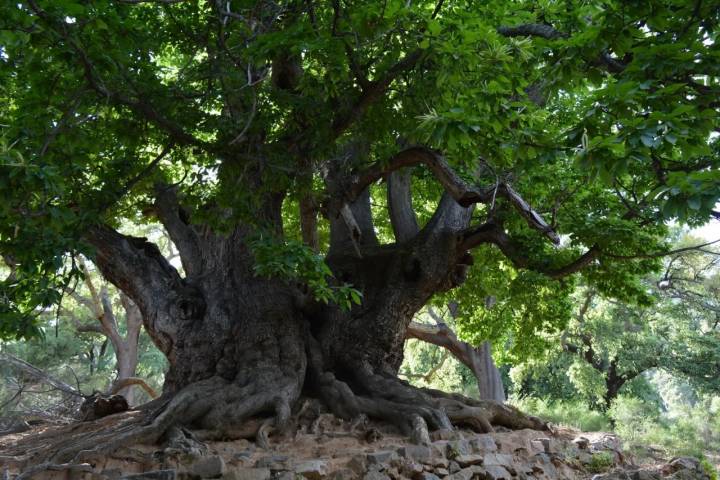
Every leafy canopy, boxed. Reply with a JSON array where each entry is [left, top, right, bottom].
[[1, 0, 719, 338]]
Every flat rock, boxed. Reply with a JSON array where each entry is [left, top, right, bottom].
[[367, 450, 397, 465], [483, 452, 513, 468], [398, 445, 432, 463], [446, 465, 483, 480], [429, 455, 449, 468], [447, 440, 471, 457], [529, 440, 546, 454], [470, 434, 497, 453], [294, 460, 329, 479], [254, 455, 289, 469], [121, 471, 176, 480], [430, 441, 449, 458], [190, 456, 226, 478], [454, 454, 483, 467], [221, 468, 271, 480], [401, 461, 424, 476], [484, 465, 512, 480], [430, 429, 455, 441]]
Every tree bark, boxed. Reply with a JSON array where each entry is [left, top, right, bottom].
[[14, 151, 556, 466]]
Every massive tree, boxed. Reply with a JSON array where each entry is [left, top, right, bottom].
[[1, 0, 719, 463]]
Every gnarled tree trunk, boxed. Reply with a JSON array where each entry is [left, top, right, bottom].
[[13, 150, 573, 468]]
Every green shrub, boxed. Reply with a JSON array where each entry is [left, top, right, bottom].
[[609, 395, 720, 462], [700, 458, 718, 480], [510, 397, 612, 432], [587, 452, 614, 473]]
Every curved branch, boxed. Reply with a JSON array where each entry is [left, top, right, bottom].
[[406, 321, 505, 402], [351, 146, 559, 243], [153, 185, 202, 277], [83, 224, 206, 359], [110, 377, 158, 399], [387, 169, 419, 242], [497, 23, 627, 74], [497, 24, 568, 40], [461, 222, 599, 279]]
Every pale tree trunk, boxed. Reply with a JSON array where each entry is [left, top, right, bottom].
[[406, 316, 506, 402], [68, 259, 143, 405]]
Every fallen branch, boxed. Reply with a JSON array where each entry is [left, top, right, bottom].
[[0, 353, 82, 398]]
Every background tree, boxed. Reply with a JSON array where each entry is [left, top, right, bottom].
[[65, 258, 144, 404], [0, 0, 718, 464], [406, 303, 506, 402], [512, 240, 720, 411]]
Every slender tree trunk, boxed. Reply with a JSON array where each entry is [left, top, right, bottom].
[[406, 321, 506, 402], [474, 341, 506, 402], [70, 261, 145, 405], [603, 359, 625, 411]]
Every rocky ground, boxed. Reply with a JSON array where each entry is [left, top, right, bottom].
[[0, 412, 713, 479]]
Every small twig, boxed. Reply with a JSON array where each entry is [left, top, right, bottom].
[[0, 386, 24, 412], [66, 366, 84, 397]]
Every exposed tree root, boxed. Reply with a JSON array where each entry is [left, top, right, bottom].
[[421, 386, 547, 431], [305, 334, 545, 446], [1, 371, 303, 473], [3, 338, 545, 475]]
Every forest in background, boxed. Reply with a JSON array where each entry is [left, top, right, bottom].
[[403, 231, 720, 469]]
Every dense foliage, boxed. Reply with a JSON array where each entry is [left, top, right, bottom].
[[509, 238, 720, 410], [1, 0, 719, 342]]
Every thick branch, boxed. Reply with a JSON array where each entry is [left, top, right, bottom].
[[387, 169, 419, 242], [153, 185, 202, 277], [84, 225, 197, 338], [352, 146, 559, 243], [328, 188, 378, 257], [461, 222, 599, 279], [497, 24, 568, 40]]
